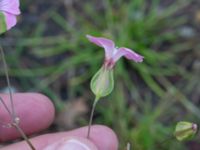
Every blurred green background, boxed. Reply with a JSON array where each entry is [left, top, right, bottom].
[[0, 0, 200, 149]]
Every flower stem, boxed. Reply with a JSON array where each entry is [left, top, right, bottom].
[[87, 96, 99, 138], [0, 46, 16, 121], [0, 45, 36, 150], [0, 97, 12, 117], [12, 123, 36, 150]]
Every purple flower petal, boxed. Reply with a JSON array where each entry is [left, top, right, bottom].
[[3, 12, 17, 30], [113, 47, 144, 63], [0, 0, 20, 15], [86, 35, 115, 59]]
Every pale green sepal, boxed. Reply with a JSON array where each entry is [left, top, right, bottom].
[[0, 12, 7, 34], [174, 121, 198, 141], [90, 66, 114, 98]]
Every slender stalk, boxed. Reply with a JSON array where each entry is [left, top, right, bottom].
[[12, 123, 36, 150], [0, 45, 36, 150], [0, 46, 16, 121], [87, 97, 99, 138], [0, 97, 12, 116]]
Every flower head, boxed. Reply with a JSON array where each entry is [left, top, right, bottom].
[[174, 121, 198, 141], [87, 35, 144, 98], [0, 0, 20, 34], [86, 35, 144, 69]]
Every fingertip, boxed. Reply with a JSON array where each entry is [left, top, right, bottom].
[[88, 125, 119, 150], [0, 93, 55, 141], [16, 93, 55, 134], [27, 93, 55, 124], [0, 125, 119, 150]]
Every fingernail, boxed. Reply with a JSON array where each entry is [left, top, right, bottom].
[[43, 137, 97, 150]]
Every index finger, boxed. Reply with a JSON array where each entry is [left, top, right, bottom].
[[0, 93, 55, 142]]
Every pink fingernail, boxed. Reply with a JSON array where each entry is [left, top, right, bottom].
[[43, 138, 91, 150]]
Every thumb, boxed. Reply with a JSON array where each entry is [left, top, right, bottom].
[[43, 136, 98, 150]]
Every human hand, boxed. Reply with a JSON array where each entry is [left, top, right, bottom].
[[0, 93, 118, 150]]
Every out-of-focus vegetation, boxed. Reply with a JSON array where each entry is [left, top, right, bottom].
[[0, 0, 200, 149]]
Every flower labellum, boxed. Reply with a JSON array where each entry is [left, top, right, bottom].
[[87, 35, 144, 98], [0, 0, 20, 34], [86, 35, 144, 69], [174, 121, 198, 141]]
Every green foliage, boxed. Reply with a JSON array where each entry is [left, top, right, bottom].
[[1, 0, 199, 149]]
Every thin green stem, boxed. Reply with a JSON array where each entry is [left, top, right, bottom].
[[0, 46, 16, 121], [87, 96, 99, 139]]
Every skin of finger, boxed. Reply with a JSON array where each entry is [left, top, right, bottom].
[[1, 125, 118, 150], [0, 93, 55, 142]]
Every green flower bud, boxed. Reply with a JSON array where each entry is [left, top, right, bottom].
[[90, 66, 114, 98], [174, 121, 198, 141]]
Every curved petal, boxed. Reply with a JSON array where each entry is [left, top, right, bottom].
[[3, 12, 17, 30], [0, 0, 20, 15], [86, 35, 115, 59], [113, 47, 144, 63]]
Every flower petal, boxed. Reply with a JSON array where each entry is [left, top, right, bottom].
[[86, 35, 115, 59], [113, 47, 144, 63], [3, 12, 17, 30], [0, 0, 20, 15]]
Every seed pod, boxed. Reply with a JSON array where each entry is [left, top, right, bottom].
[[90, 66, 114, 98]]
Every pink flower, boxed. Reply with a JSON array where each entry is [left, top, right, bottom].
[[0, 0, 20, 33], [86, 35, 144, 69]]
